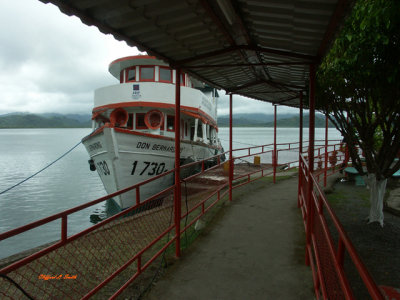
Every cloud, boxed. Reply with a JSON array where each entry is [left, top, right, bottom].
[[0, 0, 142, 114], [0, 0, 301, 117]]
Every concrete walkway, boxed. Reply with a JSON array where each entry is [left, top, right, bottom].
[[145, 176, 314, 300]]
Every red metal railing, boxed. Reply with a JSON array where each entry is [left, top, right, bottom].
[[298, 153, 383, 299], [0, 141, 277, 298], [0, 140, 381, 299]]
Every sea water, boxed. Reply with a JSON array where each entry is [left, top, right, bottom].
[[0, 127, 341, 259]]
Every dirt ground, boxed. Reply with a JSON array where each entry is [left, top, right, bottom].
[[326, 177, 400, 298]]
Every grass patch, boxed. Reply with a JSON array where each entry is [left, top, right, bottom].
[[326, 190, 346, 205], [356, 189, 370, 207]]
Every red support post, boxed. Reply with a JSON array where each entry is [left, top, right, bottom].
[[306, 65, 316, 265], [229, 93, 233, 201], [324, 114, 328, 187], [298, 92, 303, 207], [174, 68, 181, 257], [273, 105, 277, 184], [299, 93, 303, 152]]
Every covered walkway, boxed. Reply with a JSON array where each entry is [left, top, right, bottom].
[[145, 176, 314, 300], [0, 1, 365, 299]]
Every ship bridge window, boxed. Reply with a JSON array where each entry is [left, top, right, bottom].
[[190, 124, 195, 140], [136, 113, 147, 129], [127, 68, 136, 82], [159, 67, 172, 83], [140, 66, 155, 81], [167, 115, 175, 132], [197, 121, 203, 138], [127, 113, 134, 129], [180, 74, 185, 86]]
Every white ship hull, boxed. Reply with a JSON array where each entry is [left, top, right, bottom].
[[83, 127, 221, 209], [83, 55, 224, 210]]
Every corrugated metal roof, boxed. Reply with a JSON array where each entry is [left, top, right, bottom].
[[39, 0, 352, 107]]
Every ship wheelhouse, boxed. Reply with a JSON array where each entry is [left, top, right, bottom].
[[91, 55, 219, 147]]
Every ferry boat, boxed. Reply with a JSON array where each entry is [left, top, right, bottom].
[[82, 55, 224, 210]]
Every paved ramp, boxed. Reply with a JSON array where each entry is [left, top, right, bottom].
[[145, 177, 314, 300]]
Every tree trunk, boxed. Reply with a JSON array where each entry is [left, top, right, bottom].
[[367, 173, 387, 226]]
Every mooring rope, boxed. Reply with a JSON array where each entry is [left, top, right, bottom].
[[0, 141, 82, 196]]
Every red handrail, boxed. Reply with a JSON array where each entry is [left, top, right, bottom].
[[299, 152, 383, 299]]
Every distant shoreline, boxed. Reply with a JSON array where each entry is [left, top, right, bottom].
[[0, 127, 91, 129], [0, 112, 334, 129], [1, 125, 329, 129]]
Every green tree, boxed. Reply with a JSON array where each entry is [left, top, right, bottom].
[[316, 0, 400, 225]]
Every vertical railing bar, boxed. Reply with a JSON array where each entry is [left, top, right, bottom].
[[137, 255, 142, 274], [61, 215, 67, 243], [136, 187, 140, 206]]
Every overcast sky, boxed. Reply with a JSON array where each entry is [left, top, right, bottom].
[[0, 0, 300, 116]]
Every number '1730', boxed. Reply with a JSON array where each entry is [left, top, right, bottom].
[[131, 161, 167, 176]]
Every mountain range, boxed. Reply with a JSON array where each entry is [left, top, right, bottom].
[[0, 113, 91, 128], [217, 112, 334, 128], [0, 112, 334, 128]]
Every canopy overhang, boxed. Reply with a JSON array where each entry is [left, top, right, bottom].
[[39, 0, 353, 108]]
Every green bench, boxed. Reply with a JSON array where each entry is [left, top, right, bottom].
[[344, 167, 365, 186], [345, 166, 400, 185], [393, 169, 400, 178]]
